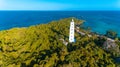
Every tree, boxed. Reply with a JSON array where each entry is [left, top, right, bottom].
[[105, 30, 117, 39]]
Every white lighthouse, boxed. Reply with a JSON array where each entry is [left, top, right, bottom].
[[69, 19, 75, 43]]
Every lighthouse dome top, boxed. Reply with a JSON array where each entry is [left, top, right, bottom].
[[72, 19, 74, 22]]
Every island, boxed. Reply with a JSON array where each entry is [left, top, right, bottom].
[[0, 18, 120, 67]]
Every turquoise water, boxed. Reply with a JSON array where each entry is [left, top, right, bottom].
[[0, 11, 120, 36], [82, 11, 120, 36]]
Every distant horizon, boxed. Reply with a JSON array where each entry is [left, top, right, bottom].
[[0, 9, 120, 11]]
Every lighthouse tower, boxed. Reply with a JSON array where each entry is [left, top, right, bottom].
[[69, 19, 75, 43]]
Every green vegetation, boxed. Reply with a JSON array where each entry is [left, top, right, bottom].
[[0, 18, 120, 67]]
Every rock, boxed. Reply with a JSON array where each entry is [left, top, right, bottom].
[[103, 38, 116, 50]]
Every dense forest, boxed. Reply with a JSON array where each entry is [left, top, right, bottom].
[[0, 18, 120, 67]]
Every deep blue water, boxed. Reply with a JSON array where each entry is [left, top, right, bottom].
[[0, 11, 120, 36]]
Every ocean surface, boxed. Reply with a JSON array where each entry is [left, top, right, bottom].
[[0, 11, 120, 36]]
